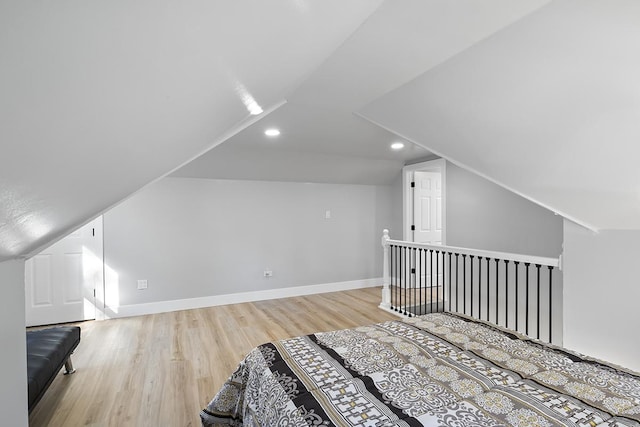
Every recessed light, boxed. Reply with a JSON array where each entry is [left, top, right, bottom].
[[265, 128, 280, 137], [390, 142, 404, 150]]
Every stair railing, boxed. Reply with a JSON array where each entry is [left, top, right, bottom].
[[380, 229, 562, 344]]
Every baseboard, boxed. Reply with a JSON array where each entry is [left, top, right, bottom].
[[106, 278, 383, 319]]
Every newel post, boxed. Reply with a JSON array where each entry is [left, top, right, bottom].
[[380, 229, 391, 310]]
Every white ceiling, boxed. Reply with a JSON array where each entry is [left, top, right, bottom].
[[6, 0, 636, 263], [361, 0, 640, 231], [171, 102, 433, 185], [0, 0, 382, 261], [173, 0, 551, 184]]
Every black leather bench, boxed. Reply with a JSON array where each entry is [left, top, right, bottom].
[[26, 326, 81, 412]]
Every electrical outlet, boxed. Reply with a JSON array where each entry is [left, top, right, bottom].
[[263, 270, 273, 278], [137, 279, 148, 290]]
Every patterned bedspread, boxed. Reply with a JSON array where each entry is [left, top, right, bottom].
[[201, 313, 640, 426]]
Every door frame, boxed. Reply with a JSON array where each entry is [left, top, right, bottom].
[[402, 158, 446, 244]]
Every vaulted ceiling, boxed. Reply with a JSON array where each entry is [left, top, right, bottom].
[[3, 0, 638, 262], [172, 0, 551, 184], [360, 0, 640, 231], [0, 0, 382, 261]]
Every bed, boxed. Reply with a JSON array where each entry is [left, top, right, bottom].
[[201, 312, 640, 426]]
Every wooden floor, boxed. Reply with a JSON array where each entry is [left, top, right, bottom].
[[29, 287, 398, 427], [389, 285, 445, 314]]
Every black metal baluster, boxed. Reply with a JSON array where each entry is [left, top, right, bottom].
[[398, 245, 402, 313], [405, 246, 409, 315], [390, 245, 394, 311], [392, 245, 396, 311], [470, 255, 475, 318], [419, 248, 423, 315], [420, 249, 429, 314], [398, 246, 402, 313], [397, 245, 400, 312], [430, 249, 434, 314], [462, 254, 467, 315], [525, 263, 530, 335], [405, 246, 409, 316], [397, 245, 401, 312], [478, 257, 482, 319], [548, 266, 553, 344], [455, 254, 460, 312], [436, 251, 440, 312], [448, 252, 452, 312], [495, 258, 499, 325], [424, 249, 430, 314], [505, 260, 509, 329], [422, 248, 427, 315], [536, 264, 541, 339], [486, 258, 490, 322], [405, 246, 408, 315], [397, 245, 400, 311], [412, 247, 416, 317], [403, 246, 407, 315], [514, 261, 520, 332], [423, 248, 427, 315]]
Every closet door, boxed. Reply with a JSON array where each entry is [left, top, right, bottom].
[[25, 217, 103, 326]]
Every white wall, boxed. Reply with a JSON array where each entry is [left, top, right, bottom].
[[446, 162, 563, 257], [563, 220, 640, 372], [0, 260, 28, 427], [103, 177, 396, 312]]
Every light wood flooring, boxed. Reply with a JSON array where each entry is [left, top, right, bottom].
[[28, 287, 398, 427], [389, 285, 445, 314]]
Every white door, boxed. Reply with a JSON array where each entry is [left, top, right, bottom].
[[412, 171, 443, 291], [413, 171, 442, 245], [25, 217, 103, 326]]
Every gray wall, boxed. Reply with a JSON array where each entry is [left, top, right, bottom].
[[442, 163, 564, 343], [103, 177, 396, 307], [446, 162, 563, 257], [563, 220, 640, 372], [0, 260, 28, 427], [390, 173, 404, 238], [101, 164, 563, 317]]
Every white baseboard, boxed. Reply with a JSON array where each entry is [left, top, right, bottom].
[[105, 277, 382, 319]]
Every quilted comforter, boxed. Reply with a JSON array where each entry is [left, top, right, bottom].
[[201, 313, 640, 426]]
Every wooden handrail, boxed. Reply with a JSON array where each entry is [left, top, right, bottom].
[[379, 229, 562, 344], [384, 238, 560, 268]]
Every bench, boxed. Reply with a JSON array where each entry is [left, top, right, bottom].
[[26, 326, 81, 412]]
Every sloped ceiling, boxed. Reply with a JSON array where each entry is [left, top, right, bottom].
[[7, 0, 608, 263], [360, 0, 640, 231], [0, 0, 384, 261], [173, 0, 551, 184]]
